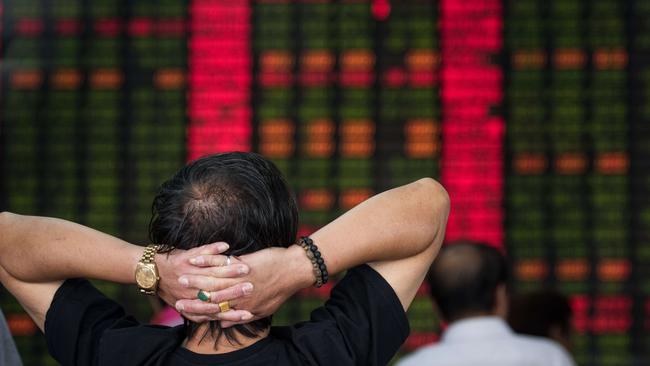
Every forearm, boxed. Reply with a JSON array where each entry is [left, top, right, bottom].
[[0, 212, 141, 284], [310, 178, 449, 275]]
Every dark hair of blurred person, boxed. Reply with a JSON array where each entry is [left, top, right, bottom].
[[508, 289, 573, 351], [426, 241, 509, 321]]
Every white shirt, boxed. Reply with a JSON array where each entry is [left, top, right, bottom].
[[397, 317, 576, 366]]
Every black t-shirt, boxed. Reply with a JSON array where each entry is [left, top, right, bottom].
[[44, 265, 409, 366]]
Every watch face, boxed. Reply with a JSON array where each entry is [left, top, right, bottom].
[[136, 265, 157, 289]]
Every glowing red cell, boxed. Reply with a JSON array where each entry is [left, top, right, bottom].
[[94, 18, 121, 36], [594, 48, 628, 70], [154, 69, 186, 89], [51, 69, 82, 89], [15, 18, 43, 36], [56, 19, 83, 36], [301, 50, 334, 72], [371, 0, 391, 21], [512, 50, 546, 69], [90, 69, 123, 89], [128, 18, 153, 36], [339, 71, 374, 87], [596, 152, 629, 175], [513, 153, 547, 175], [10, 70, 42, 89], [556, 259, 590, 280], [300, 189, 336, 211], [554, 49, 587, 69], [555, 153, 588, 175], [516, 259, 548, 280], [383, 67, 407, 87], [340, 188, 373, 210]]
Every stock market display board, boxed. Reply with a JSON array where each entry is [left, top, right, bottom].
[[0, 1, 648, 365]]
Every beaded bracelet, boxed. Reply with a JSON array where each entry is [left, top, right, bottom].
[[298, 236, 329, 288]]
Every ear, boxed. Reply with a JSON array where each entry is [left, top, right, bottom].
[[494, 283, 508, 318]]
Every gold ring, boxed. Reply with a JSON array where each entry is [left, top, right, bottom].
[[218, 301, 231, 312], [197, 290, 211, 302]]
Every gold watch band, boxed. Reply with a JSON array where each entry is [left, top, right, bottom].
[[138, 244, 161, 295], [140, 244, 159, 264]]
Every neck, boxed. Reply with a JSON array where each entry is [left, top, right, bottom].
[[184, 324, 270, 354], [448, 311, 497, 323]]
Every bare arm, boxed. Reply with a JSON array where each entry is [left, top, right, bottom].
[[0, 213, 253, 329], [0, 213, 143, 284], [179, 178, 450, 318]]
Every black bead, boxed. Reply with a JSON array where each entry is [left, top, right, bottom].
[[319, 263, 326, 271], [322, 274, 329, 282], [314, 250, 321, 258], [317, 258, 324, 264]]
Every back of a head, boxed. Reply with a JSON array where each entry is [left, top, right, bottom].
[[508, 289, 572, 340], [426, 241, 508, 322], [149, 152, 299, 344]]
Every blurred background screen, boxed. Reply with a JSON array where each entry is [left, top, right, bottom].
[[0, 0, 648, 365]]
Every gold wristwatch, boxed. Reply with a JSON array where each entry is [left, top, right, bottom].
[[135, 244, 161, 295]]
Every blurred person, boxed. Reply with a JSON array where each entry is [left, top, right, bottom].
[[0, 152, 449, 365], [508, 289, 573, 351], [0, 310, 22, 366], [397, 242, 576, 366]]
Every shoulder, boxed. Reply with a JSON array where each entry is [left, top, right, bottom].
[[274, 266, 409, 366], [512, 335, 576, 366], [315, 265, 409, 335]]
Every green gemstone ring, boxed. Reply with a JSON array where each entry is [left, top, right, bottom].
[[197, 290, 211, 302]]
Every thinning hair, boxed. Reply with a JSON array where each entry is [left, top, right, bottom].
[[427, 242, 508, 321], [149, 152, 298, 345]]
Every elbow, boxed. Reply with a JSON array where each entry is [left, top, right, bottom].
[[416, 177, 450, 215], [414, 178, 450, 245]]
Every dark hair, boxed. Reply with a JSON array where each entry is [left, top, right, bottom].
[[508, 289, 572, 339], [426, 241, 508, 321], [149, 152, 298, 345]]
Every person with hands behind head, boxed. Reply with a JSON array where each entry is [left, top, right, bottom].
[[0, 152, 449, 366]]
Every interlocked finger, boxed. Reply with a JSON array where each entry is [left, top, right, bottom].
[[179, 269, 249, 291], [190, 254, 237, 267]]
